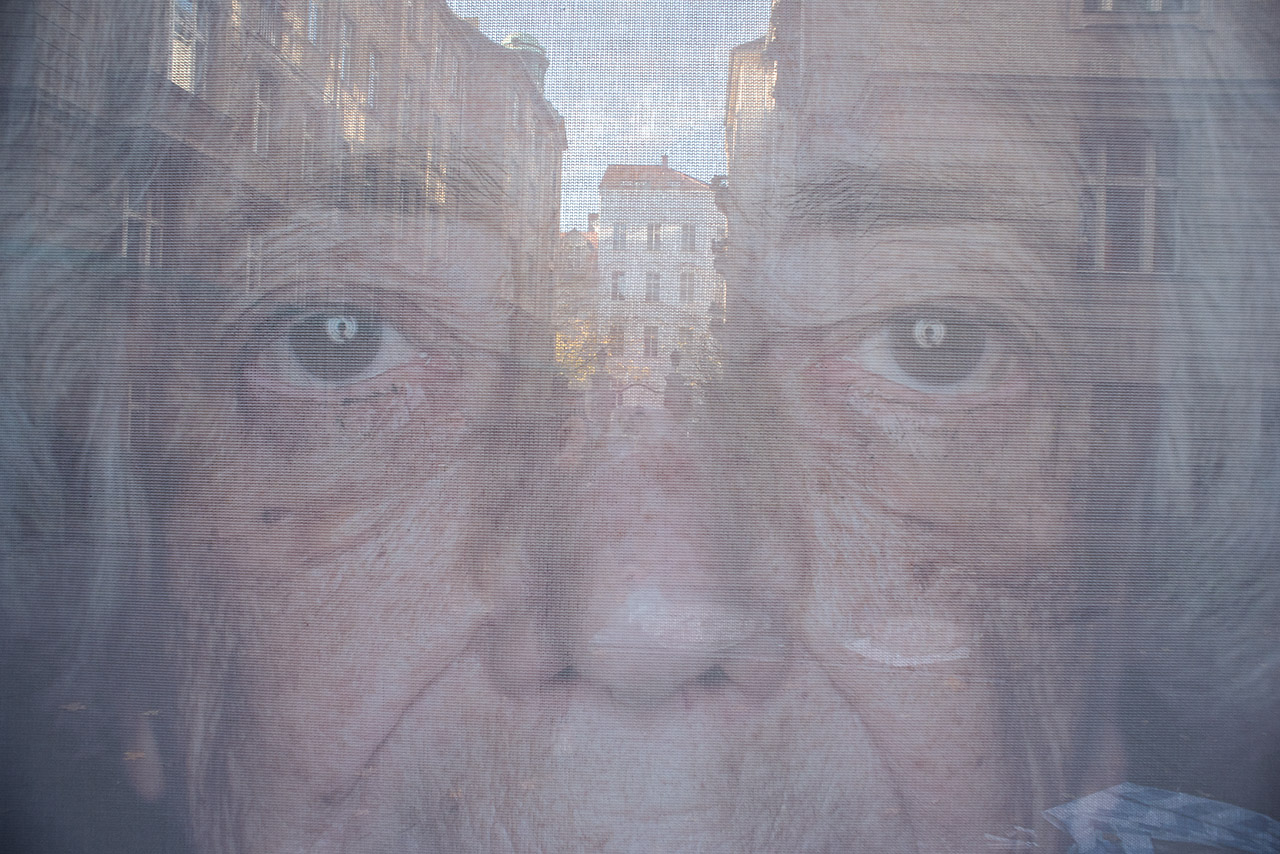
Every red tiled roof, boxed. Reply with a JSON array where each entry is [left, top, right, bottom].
[[599, 163, 712, 191]]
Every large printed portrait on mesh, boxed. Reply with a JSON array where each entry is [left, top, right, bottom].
[[1, 1, 1277, 852]]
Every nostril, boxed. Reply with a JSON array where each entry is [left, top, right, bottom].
[[696, 664, 730, 690]]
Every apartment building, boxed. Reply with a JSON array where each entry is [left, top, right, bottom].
[[722, 0, 1280, 543], [726, 1, 1280, 376], [597, 157, 727, 404], [6, 0, 565, 322]]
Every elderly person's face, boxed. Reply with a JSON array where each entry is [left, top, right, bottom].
[[127, 81, 1113, 854]]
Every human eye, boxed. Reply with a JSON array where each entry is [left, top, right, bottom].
[[252, 304, 424, 390], [834, 306, 1021, 399], [235, 299, 485, 453]]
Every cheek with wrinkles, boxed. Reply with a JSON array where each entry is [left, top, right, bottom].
[[783, 358, 1077, 548], [165, 493, 493, 837], [154, 342, 504, 510], [239, 361, 475, 460], [797, 474, 1074, 846]]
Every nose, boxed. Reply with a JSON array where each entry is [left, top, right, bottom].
[[487, 405, 791, 709]]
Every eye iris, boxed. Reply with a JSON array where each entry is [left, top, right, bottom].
[[913, 319, 947, 348], [889, 314, 985, 387], [288, 309, 381, 381], [325, 315, 359, 343]]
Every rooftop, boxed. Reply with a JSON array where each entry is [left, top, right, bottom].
[[599, 160, 712, 192]]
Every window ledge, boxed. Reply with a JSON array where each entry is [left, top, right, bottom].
[[1070, 0, 1213, 30]]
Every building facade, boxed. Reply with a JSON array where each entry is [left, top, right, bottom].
[[725, 1, 1280, 384], [7, 0, 565, 325], [724, 2, 1280, 514], [718, 0, 1280, 829], [596, 158, 727, 404]]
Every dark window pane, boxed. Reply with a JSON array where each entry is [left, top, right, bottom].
[[1154, 189, 1177, 272], [1105, 186, 1144, 271]]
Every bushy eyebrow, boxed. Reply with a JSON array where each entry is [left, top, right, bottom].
[[175, 146, 512, 243], [776, 159, 1077, 246], [316, 148, 508, 221], [779, 162, 1016, 232]]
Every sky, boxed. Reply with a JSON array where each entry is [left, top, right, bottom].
[[448, 0, 773, 231]]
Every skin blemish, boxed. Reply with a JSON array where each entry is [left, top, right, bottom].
[[911, 562, 940, 590], [261, 508, 290, 525]]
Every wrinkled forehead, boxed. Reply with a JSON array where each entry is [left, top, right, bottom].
[[157, 155, 519, 347], [773, 0, 1083, 225], [741, 92, 1083, 322], [729, 2, 1092, 324], [790, 92, 1080, 228], [798, 87, 1080, 179]]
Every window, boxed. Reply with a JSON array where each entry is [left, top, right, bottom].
[[609, 324, 624, 356], [647, 223, 662, 251], [429, 26, 442, 75], [252, 78, 272, 155], [429, 112, 442, 165], [257, 0, 282, 47], [442, 50, 460, 97], [367, 51, 380, 108], [244, 232, 263, 289], [338, 18, 353, 87], [709, 274, 727, 323], [613, 223, 627, 250], [645, 272, 661, 303], [1084, 0, 1199, 11], [611, 271, 625, 301], [681, 223, 696, 251], [300, 109, 319, 181], [400, 79, 417, 134], [1080, 129, 1177, 273], [405, 0, 421, 42], [306, 0, 321, 43], [121, 185, 162, 269], [678, 270, 695, 302], [169, 0, 211, 93], [643, 326, 659, 359]]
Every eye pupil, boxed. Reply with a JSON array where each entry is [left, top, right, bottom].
[[288, 308, 381, 381], [890, 313, 985, 388], [326, 315, 359, 343], [913, 319, 946, 348]]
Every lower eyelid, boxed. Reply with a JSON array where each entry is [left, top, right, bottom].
[[808, 350, 1024, 407], [246, 348, 450, 399], [239, 368, 446, 451]]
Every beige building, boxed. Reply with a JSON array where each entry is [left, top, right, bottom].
[[596, 157, 727, 404], [12, 0, 565, 324], [725, 35, 793, 234], [718, 0, 1280, 822], [726, 1, 1280, 382]]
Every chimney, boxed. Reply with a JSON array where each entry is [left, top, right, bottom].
[[587, 213, 599, 233], [661, 154, 668, 168], [502, 33, 549, 92]]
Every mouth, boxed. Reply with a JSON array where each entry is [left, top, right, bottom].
[[302, 658, 936, 854]]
